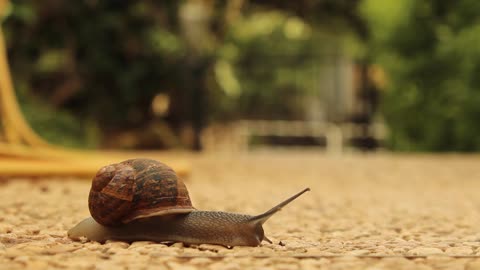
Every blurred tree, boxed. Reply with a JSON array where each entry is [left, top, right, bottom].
[[362, 0, 480, 151], [212, 0, 371, 122], [213, 11, 319, 120], [4, 0, 185, 148], [249, 0, 382, 151]]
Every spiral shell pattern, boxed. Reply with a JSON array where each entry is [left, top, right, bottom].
[[88, 159, 195, 226]]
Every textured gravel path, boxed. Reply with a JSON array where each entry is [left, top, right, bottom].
[[1, 152, 480, 269]]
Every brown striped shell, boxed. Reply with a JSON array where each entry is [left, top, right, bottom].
[[88, 159, 195, 226]]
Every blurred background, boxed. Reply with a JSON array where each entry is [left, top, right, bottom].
[[2, 0, 480, 153]]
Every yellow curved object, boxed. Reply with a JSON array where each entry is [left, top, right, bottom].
[[0, 28, 52, 147]]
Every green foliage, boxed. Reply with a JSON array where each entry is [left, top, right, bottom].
[[362, 0, 480, 151], [13, 80, 98, 148], [21, 95, 100, 149], [4, 1, 185, 147], [213, 11, 320, 120]]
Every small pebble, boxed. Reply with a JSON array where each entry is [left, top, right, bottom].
[[42, 245, 82, 255], [128, 241, 155, 248], [445, 246, 473, 255], [197, 244, 229, 252], [346, 249, 370, 256], [166, 261, 198, 270], [171, 242, 184, 248], [407, 247, 444, 256], [104, 240, 130, 249], [189, 257, 212, 266]]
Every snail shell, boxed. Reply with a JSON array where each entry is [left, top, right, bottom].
[[88, 159, 195, 226]]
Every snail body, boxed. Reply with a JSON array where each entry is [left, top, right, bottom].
[[68, 159, 310, 247], [69, 211, 264, 246]]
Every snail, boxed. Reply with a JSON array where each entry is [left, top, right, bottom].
[[68, 159, 310, 247]]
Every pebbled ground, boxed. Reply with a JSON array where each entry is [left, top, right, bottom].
[[1, 151, 480, 269]]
